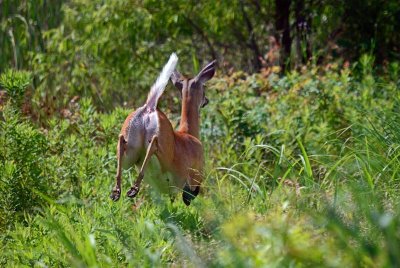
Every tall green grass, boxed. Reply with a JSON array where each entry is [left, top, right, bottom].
[[1, 58, 400, 266]]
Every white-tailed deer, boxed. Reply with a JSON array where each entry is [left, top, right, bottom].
[[110, 53, 216, 205]]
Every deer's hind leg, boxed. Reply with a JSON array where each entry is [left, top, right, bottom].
[[110, 134, 127, 201], [127, 136, 158, 198]]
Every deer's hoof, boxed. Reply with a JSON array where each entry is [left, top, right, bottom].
[[182, 185, 200, 206], [127, 185, 140, 198], [110, 188, 121, 201]]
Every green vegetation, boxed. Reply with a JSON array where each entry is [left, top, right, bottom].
[[1, 57, 400, 266], [1, 0, 400, 267]]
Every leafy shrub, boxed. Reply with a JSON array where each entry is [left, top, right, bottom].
[[0, 107, 49, 230], [0, 69, 31, 106], [0, 70, 49, 230]]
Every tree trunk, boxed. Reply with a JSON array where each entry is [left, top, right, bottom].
[[275, 0, 292, 72], [240, 1, 262, 71]]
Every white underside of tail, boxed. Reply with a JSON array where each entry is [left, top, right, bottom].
[[146, 53, 178, 110], [124, 53, 178, 166]]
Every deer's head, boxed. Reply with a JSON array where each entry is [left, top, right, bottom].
[[171, 60, 216, 109]]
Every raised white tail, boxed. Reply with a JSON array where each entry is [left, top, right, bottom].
[[146, 53, 178, 110], [111, 54, 215, 206]]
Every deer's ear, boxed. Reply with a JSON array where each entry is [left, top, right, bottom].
[[171, 70, 183, 90], [196, 60, 216, 84]]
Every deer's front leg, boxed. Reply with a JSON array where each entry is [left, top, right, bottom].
[[127, 136, 158, 198], [182, 169, 202, 206], [110, 134, 126, 201]]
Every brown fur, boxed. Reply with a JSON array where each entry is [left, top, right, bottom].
[[110, 60, 215, 204]]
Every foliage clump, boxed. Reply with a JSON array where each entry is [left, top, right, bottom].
[[0, 69, 31, 106], [0, 71, 46, 230]]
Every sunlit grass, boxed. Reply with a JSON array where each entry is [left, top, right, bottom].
[[1, 61, 400, 266]]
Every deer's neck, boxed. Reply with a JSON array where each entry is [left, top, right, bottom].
[[178, 95, 200, 139]]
